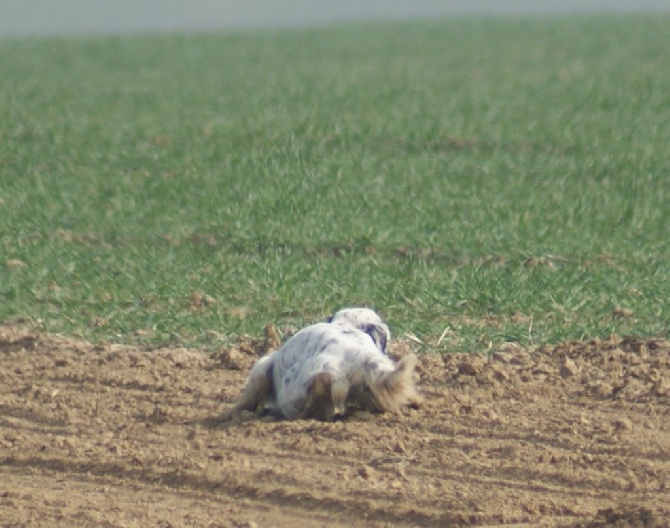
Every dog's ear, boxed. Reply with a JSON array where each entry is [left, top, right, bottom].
[[363, 323, 389, 354]]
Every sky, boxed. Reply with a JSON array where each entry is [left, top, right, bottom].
[[1, 0, 668, 36]]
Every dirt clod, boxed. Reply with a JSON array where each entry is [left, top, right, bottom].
[[560, 356, 580, 377], [262, 322, 281, 353], [613, 417, 633, 430], [357, 465, 376, 480], [217, 347, 249, 370]]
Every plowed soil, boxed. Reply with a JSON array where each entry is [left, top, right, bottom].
[[1, 320, 668, 527]]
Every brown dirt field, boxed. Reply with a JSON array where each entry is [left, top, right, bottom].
[[1, 320, 668, 528]]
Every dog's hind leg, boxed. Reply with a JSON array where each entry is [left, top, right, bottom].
[[223, 356, 274, 419]]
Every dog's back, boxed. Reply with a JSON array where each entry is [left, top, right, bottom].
[[274, 323, 420, 419]]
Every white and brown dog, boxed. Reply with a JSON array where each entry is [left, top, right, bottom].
[[225, 308, 421, 421]]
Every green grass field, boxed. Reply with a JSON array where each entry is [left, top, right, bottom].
[[1, 15, 668, 352]]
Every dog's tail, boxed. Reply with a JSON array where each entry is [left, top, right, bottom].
[[366, 354, 422, 412]]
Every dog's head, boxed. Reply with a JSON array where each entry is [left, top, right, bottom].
[[327, 307, 390, 355]]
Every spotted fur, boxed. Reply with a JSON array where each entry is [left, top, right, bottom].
[[224, 308, 421, 421]]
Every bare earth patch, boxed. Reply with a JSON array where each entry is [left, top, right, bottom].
[[1, 321, 668, 527]]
